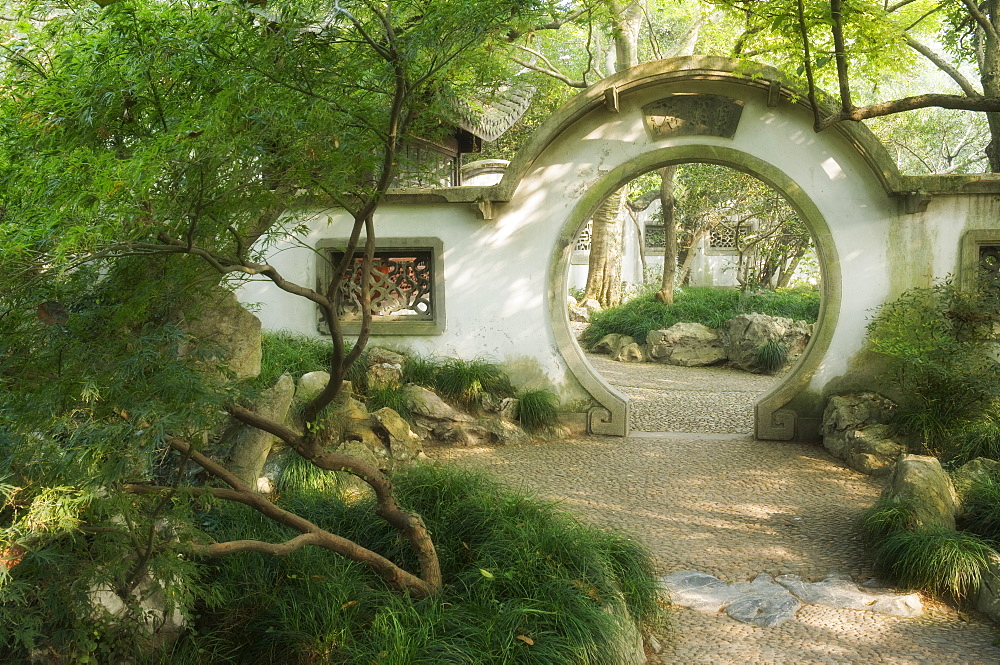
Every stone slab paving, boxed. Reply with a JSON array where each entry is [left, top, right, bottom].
[[428, 433, 1000, 664], [585, 354, 780, 433]]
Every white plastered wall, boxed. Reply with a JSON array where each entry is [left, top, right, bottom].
[[240, 57, 1000, 439]]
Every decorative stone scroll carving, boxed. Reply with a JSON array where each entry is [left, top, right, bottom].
[[756, 407, 796, 441], [642, 94, 745, 140]]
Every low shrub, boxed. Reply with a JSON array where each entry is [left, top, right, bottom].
[[960, 472, 1000, 546], [581, 286, 820, 349], [867, 276, 1000, 455], [517, 389, 560, 433], [175, 464, 664, 664]]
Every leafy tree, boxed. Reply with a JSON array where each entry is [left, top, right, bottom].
[[0, 3, 546, 651], [709, 0, 1000, 171]]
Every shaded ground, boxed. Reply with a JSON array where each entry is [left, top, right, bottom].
[[429, 359, 1000, 664]]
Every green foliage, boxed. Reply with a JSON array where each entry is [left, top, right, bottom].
[[753, 341, 790, 374], [960, 472, 1000, 546], [866, 277, 1000, 456], [402, 355, 443, 388], [255, 332, 331, 389], [365, 384, 412, 421], [174, 465, 663, 664], [860, 493, 996, 603], [858, 496, 918, 546], [582, 286, 820, 348], [433, 358, 516, 411], [516, 389, 560, 433], [872, 528, 995, 601]]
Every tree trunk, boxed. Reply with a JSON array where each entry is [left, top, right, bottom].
[[609, 1, 642, 71], [583, 189, 625, 307], [982, 13, 1000, 173], [655, 165, 678, 304]]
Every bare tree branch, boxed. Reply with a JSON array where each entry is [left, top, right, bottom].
[[510, 46, 588, 88], [905, 34, 982, 97]]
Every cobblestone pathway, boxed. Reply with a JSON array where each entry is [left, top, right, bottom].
[[429, 359, 1000, 664]]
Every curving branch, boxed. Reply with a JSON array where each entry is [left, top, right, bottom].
[[127, 436, 439, 597], [961, 0, 1000, 43], [503, 7, 586, 42], [905, 34, 982, 98], [817, 93, 1000, 130], [193, 534, 322, 557]]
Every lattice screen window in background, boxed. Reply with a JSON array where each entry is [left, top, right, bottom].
[[327, 249, 434, 321], [981, 245, 1000, 278], [574, 221, 593, 252], [645, 224, 666, 251]]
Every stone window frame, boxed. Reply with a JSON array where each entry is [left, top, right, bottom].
[[959, 230, 1000, 291], [316, 237, 446, 336]]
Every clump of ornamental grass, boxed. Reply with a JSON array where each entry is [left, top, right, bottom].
[[517, 389, 560, 433], [167, 464, 664, 664]]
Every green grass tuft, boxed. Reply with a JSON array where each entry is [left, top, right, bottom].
[[433, 358, 515, 410], [401, 354, 442, 388], [872, 528, 996, 601], [275, 452, 342, 495], [960, 472, 1000, 545], [365, 384, 412, 420], [858, 496, 917, 545], [753, 341, 789, 374], [254, 332, 331, 388], [517, 389, 560, 433]]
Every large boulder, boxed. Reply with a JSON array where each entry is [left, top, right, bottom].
[[646, 323, 727, 367], [821, 393, 905, 476], [722, 313, 811, 373], [977, 557, 1000, 624], [296, 370, 331, 403], [591, 333, 634, 356], [887, 455, 961, 530], [402, 384, 464, 421], [569, 306, 591, 323], [370, 407, 421, 462], [613, 342, 645, 363], [365, 347, 406, 389], [226, 373, 296, 487], [182, 287, 262, 380], [951, 458, 1000, 502]]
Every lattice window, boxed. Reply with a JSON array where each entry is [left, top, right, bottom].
[[981, 245, 1000, 278], [709, 220, 754, 253], [645, 224, 666, 251], [318, 239, 444, 335], [393, 140, 458, 188], [574, 221, 593, 253]]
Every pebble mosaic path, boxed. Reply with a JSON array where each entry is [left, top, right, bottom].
[[429, 359, 1000, 664]]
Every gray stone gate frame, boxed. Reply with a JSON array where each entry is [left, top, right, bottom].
[[246, 56, 1000, 441]]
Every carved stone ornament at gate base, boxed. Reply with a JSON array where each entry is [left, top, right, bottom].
[[642, 94, 745, 140], [756, 407, 797, 441]]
